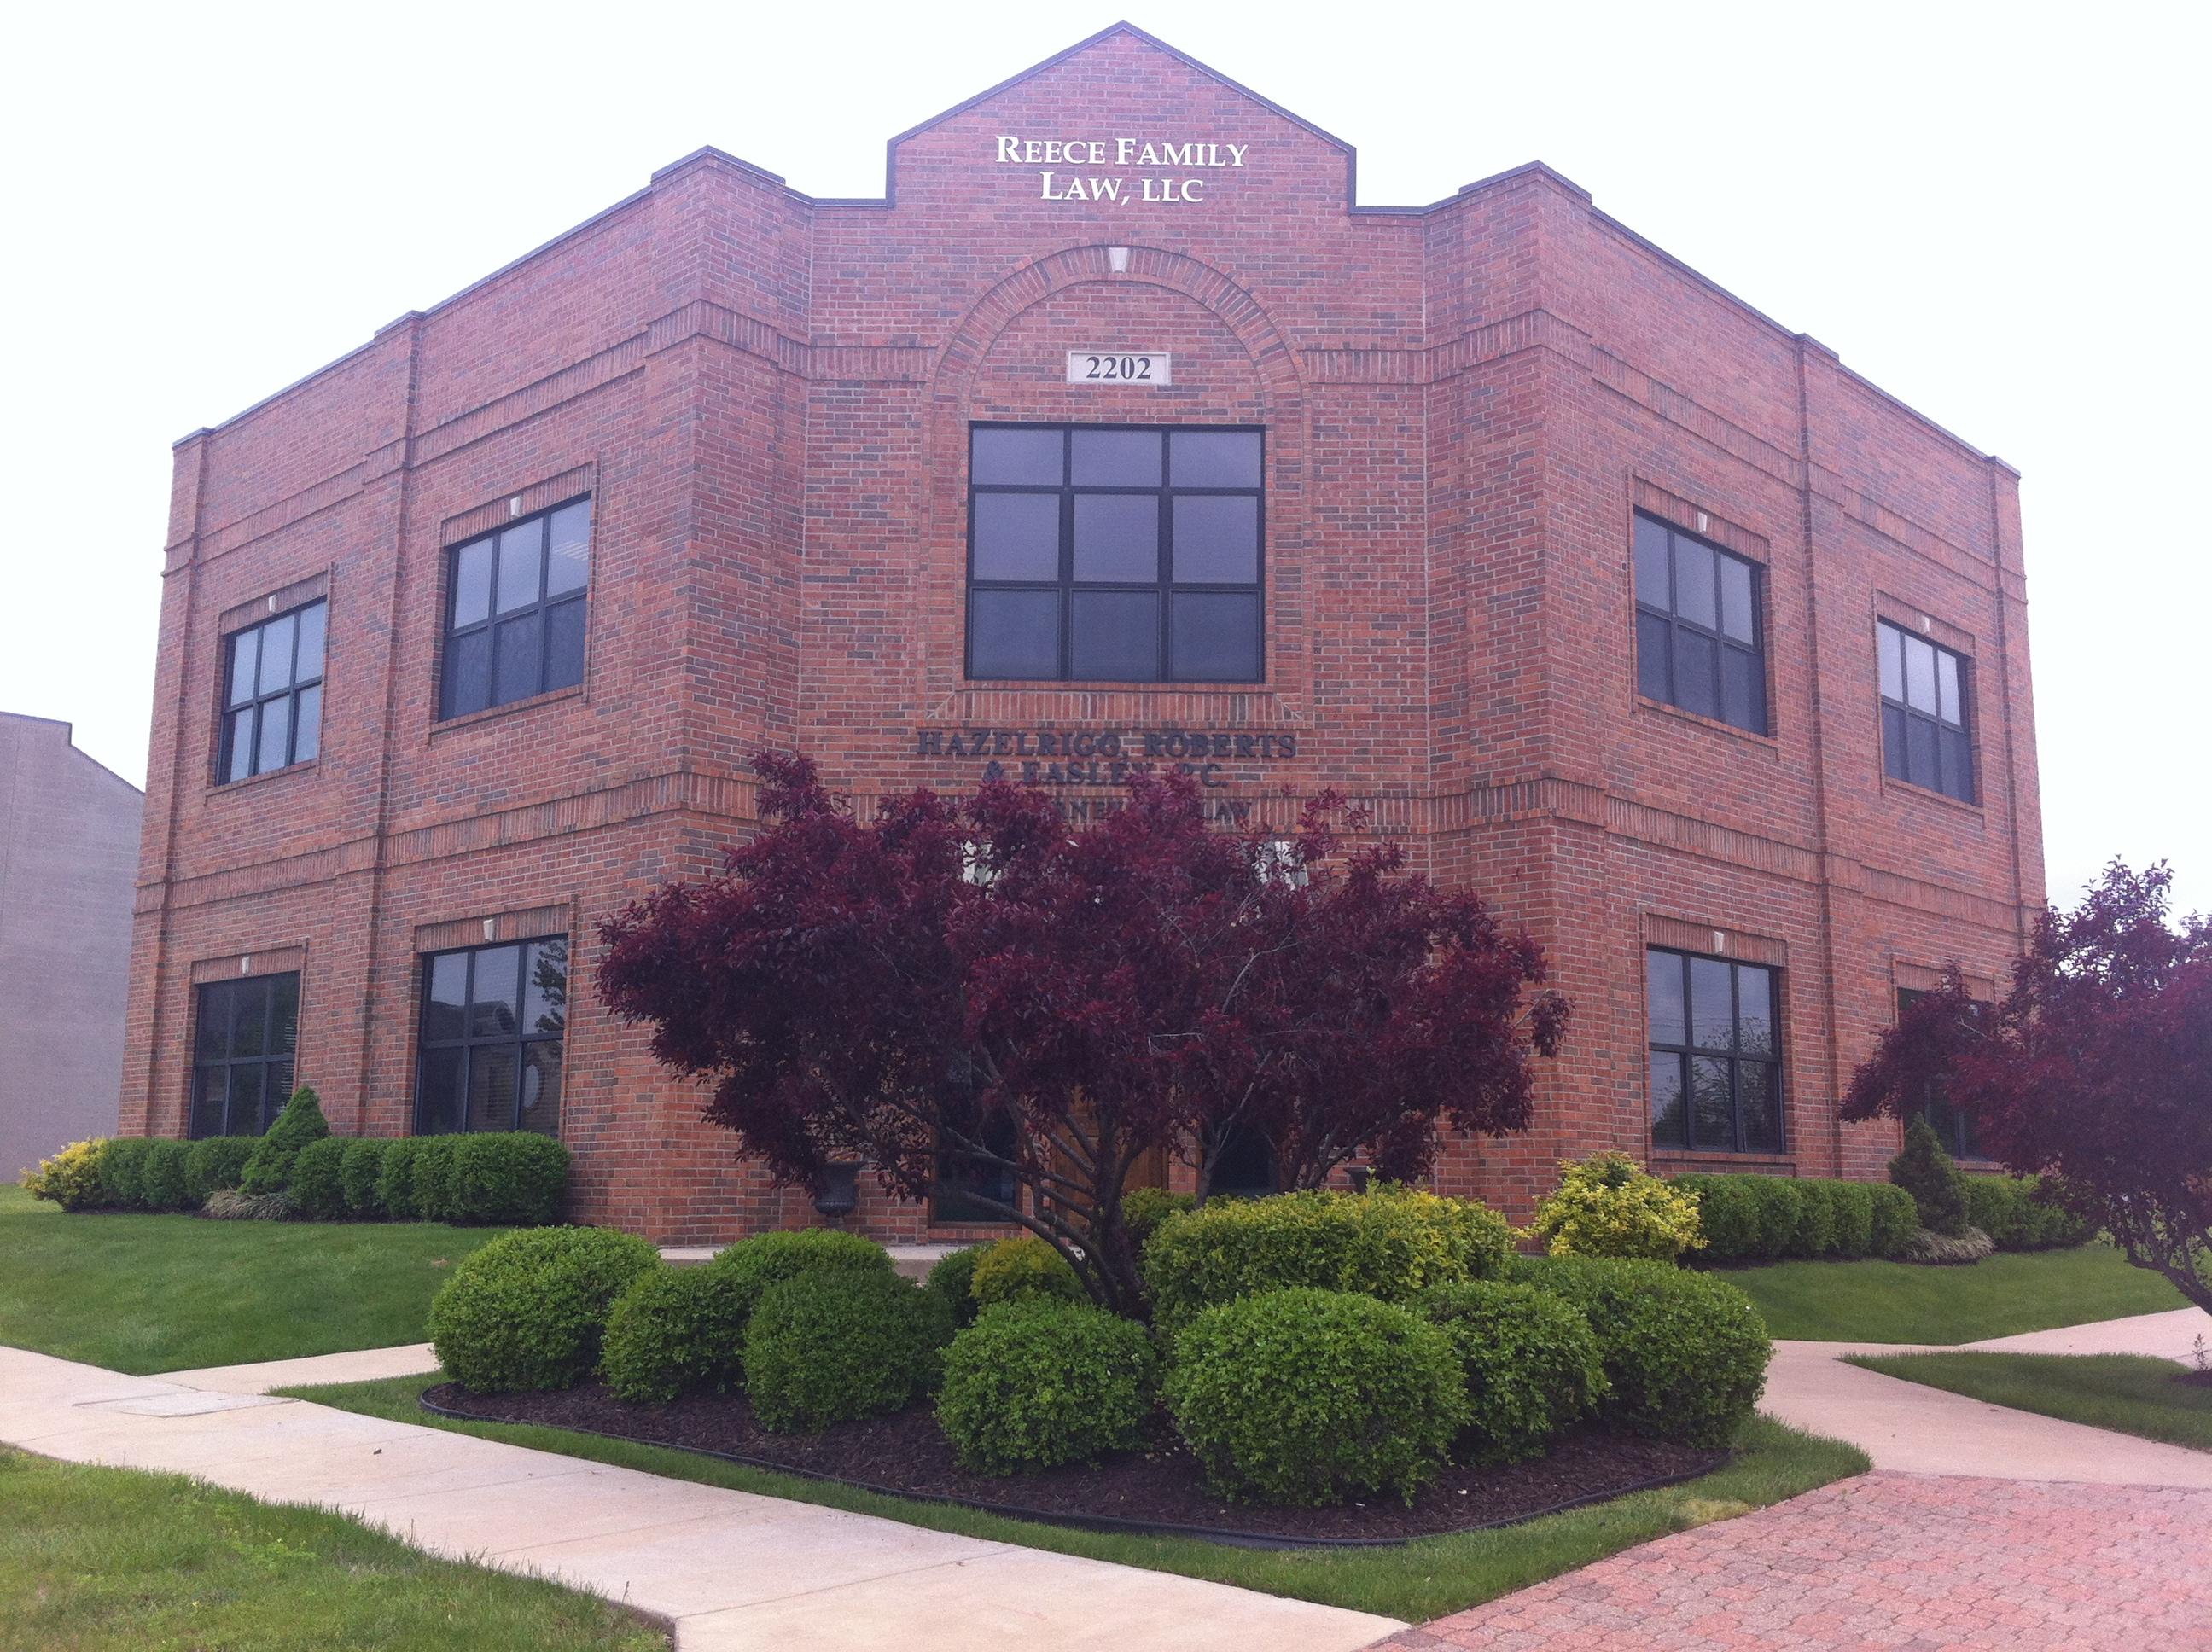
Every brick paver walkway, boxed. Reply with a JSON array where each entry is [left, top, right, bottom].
[[1375, 1473, 2212, 1651]]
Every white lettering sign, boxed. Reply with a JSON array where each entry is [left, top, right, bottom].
[[1066, 351, 1171, 386], [994, 134, 1247, 206]]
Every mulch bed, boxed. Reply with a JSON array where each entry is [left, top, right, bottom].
[[422, 1380, 1726, 1545]]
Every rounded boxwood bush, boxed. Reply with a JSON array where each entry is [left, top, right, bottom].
[[140, 1139, 192, 1211], [22, 1139, 108, 1211], [710, 1227, 893, 1323], [925, 1246, 985, 1329], [1827, 1180, 1877, 1258], [1867, 1184, 1918, 1257], [1423, 1280, 1607, 1464], [1118, 1187, 1196, 1255], [969, 1235, 1085, 1311], [449, 1134, 570, 1226], [1789, 1178, 1840, 1258], [375, 1138, 422, 1220], [1517, 1255, 1769, 1448], [427, 1225, 661, 1393], [1144, 1185, 1514, 1338], [341, 1138, 389, 1218], [97, 1137, 154, 1208], [600, 1265, 753, 1403], [240, 1086, 329, 1195], [935, 1299, 1157, 1475], [742, 1269, 953, 1433], [1528, 1152, 1705, 1261], [183, 1136, 256, 1202], [410, 1136, 462, 1224], [1164, 1288, 1464, 1506], [289, 1137, 351, 1220]]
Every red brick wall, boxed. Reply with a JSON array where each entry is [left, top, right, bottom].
[[122, 26, 2041, 1240]]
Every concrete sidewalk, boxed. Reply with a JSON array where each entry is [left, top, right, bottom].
[[0, 1345, 1400, 1652]]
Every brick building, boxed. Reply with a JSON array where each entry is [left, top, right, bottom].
[[125, 25, 2041, 1241], [3, 714, 143, 1175]]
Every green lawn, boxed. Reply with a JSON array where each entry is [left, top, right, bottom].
[[293, 1374, 1867, 1623], [0, 1447, 665, 1651], [1848, 1352, 2212, 1451], [1719, 1243, 2188, 1344], [0, 1182, 509, 1374]]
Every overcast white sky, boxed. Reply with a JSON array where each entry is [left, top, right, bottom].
[[3, 0, 2204, 915]]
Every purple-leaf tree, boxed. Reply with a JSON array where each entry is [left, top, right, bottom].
[[597, 753, 1569, 1315]]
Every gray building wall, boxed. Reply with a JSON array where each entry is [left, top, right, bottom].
[[0, 714, 143, 1175]]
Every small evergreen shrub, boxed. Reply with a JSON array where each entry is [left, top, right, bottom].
[[1789, 1178, 1840, 1259], [1514, 1255, 1768, 1448], [184, 1136, 257, 1202], [1529, 1152, 1705, 1261], [203, 1188, 299, 1219], [1165, 1288, 1464, 1505], [1119, 1187, 1196, 1254], [21, 1139, 108, 1210], [1423, 1280, 1606, 1464], [341, 1138, 390, 1218], [1889, 1117, 1969, 1236], [742, 1269, 953, 1433], [1867, 1184, 1918, 1257], [96, 1137, 154, 1208], [1673, 1174, 1903, 1264], [969, 1235, 1086, 1310], [935, 1298, 1159, 1475], [410, 1136, 462, 1224], [1144, 1185, 1514, 1337], [448, 1134, 569, 1225], [289, 1137, 351, 1220], [140, 1140, 192, 1211], [925, 1246, 985, 1329], [375, 1138, 422, 1219], [710, 1227, 894, 1327], [1669, 1174, 1765, 1260], [1962, 1175, 2091, 1251], [239, 1086, 329, 1195], [1828, 1180, 1877, 1259], [428, 1225, 660, 1393], [600, 1265, 753, 1404]]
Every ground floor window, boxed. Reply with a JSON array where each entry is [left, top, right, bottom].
[[416, 936, 568, 1134], [932, 1105, 1020, 1223], [190, 973, 300, 1137], [1898, 986, 1987, 1159], [1206, 1120, 1279, 1197], [1647, 947, 1782, 1153]]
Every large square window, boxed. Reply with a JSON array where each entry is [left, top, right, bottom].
[[440, 498, 591, 720], [1633, 512, 1767, 734], [1878, 621, 1976, 802], [1647, 948, 1783, 1154], [967, 424, 1263, 683], [415, 936, 568, 1135]]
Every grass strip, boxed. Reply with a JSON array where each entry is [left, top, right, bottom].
[[1848, 1351, 2212, 1452]]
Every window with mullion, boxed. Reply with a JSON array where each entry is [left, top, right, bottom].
[[190, 973, 300, 1137], [1877, 621, 1976, 803], [1646, 947, 1783, 1154], [967, 424, 1264, 683], [1633, 512, 1767, 734], [1897, 986, 1988, 1158], [439, 498, 591, 721], [415, 937, 568, 1135], [219, 600, 326, 782]]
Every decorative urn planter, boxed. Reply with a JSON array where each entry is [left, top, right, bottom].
[[813, 1161, 861, 1219]]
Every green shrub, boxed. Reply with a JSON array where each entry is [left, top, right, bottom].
[[1828, 1180, 1876, 1258], [710, 1227, 893, 1323], [925, 1246, 985, 1329], [410, 1136, 461, 1224], [21, 1139, 108, 1210], [375, 1138, 422, 1219], [427, 1225, 661, 1393], [449, 1134, 569, 1225], [935, 1299, 1159, 1475], [1165, 1288, 1464, 1505], [1513, 1255, 1768, 1448], [600, 1265, 753, 1403], [743, 1269, 953, 1433], [1669, 1174, 1764, 1261], [289, 1137, 351, 1220], [970, 1235, 1085, 1310], [140, 1140, 192, 1211], [1789, 1178, 1840, 1259], [184, 1136, 257, 1202], [239, 1086, 329, 1195], [1423, 1280, 1606, 1464], [1962, 1175, 2092, 1251], [341, 1139, 389, 1218], [1889, 1116, 1969, 1236], [96, 1137, 154, 1209], [1143, 1184, 1514, 1337], [1673, 1174, 1885, 1264], [1529, 1152, 1705, 1261], [1119, 1187, 1196, 1254], [203, 1187, 297, 1220], [1867, 1184, 1918, 1257]]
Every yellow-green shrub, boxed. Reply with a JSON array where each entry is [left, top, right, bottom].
[[1528, 1153, 1705, 1262], [21, 1139, 108, 1211], [969, 1236, 1085, 1310]]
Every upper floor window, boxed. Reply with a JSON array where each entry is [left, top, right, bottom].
[[191, 972, 300, 1137], [440, 498, 591, 721], [1633, 513, 1767, 734], [416, 937, 568, 1135], [967, 424, 1263, 683], [220, 600, 325, 782], [1647, 947, 1782, 1154], [1878, 621, 1976, 802]]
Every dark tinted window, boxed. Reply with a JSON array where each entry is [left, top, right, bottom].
[[440, 499, 591, 720], [1633, 512, 1767, 734], [219, 601, 327, 782], [1879, 621, 1976, 802], [190, 973, 300, 1137], [1897, 987, 1988, 1157], [933, 1102, 1021, 1223], [1647, 948, 1783, 1154], [968, 425, 1264, 683], [415, 937, 568, 1135]]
